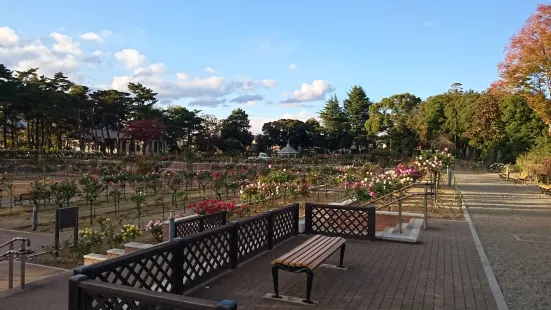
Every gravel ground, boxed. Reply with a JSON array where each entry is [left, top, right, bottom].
[[456, 172, 551, 310]]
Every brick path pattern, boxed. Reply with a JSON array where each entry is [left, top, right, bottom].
[[190, 220, 498, 310]]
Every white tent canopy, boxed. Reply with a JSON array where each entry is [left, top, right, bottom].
[[278, 143, 299, 157]]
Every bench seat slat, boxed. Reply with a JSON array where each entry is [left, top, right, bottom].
[[272, 235, 345, 270], [289, 237, 342, 268], [271, 235, 323, 265], [285, 236, 333, 266]]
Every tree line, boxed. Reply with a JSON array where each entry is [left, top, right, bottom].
[[1, 4, 551, 165]]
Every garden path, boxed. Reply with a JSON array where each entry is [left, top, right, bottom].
[[456, 172, 551, 310]]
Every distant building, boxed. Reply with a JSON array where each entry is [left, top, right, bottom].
[[69, 129, 166, 154]]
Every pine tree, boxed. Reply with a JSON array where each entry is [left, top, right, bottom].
[[319, 94, 345, 133], [343, 86, 371, 147]]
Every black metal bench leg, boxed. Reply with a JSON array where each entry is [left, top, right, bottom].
[[338, 243, 346, 268], [271, 266, 281, 299], [303, 271, 314, 304]]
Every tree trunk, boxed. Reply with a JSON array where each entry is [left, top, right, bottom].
[[2, 103, 7, 149], [10, 115, 16, 149], [57, 126, 62, 151], [105, 126, 112, 153], [35, 118, 40, 150]]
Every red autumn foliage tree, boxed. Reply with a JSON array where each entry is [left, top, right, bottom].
[[124, 119, 166, 154], [495, 4, 551, 132]]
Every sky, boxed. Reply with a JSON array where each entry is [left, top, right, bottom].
[[0, 0, 543, 133]]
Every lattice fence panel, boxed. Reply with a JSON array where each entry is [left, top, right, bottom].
[[238, 216, 268, 260], [203, 212, 226, 230], [85, 291, 182, 310], [181, 229, 232, 290], [311, 206, 371, 238], [175, 219, 201, 238], [95, 251, 174, 293], [273, 207, 295, 244]]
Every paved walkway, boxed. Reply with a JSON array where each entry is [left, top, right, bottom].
[[456, 172, 551, 310], [0, 229, 72, 254], [189, 220, 498, 310], [0, 270, 71, 309]]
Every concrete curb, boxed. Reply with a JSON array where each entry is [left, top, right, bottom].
[[461, 195, 509, 310]]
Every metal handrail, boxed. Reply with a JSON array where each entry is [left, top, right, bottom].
[[359, 181, 434, 207], [0, 237, 31, 250], [0, 237, 32, 290]]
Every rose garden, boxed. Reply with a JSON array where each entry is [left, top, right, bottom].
[[0, 147, 459, 269]]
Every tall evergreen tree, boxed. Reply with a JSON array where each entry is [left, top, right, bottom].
[[343, 86, 371, 148]]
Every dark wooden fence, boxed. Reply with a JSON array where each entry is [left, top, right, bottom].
[[173, 211, 227, 239], [304, 203, 376, 241], [69, 274, 237, 309], [71, 203, 300, 309]]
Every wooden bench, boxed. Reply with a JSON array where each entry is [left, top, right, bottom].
[[271, 235, 346, 304], [539, 184, 551, 195], [14, 193, 31, 206], [512, 172, 528, 184]]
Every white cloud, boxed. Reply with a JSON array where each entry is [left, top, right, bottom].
[[92, 50, 102, 56], [288, 64, 296, 70], [261, 79, 277, 88], [205, 66, 215, 73], [101, 30, 113, 37], [50, 32, 82, 55], [114, 49, 146, 69], [80, 32, 104, 43], [0, 27, 19, 47], [280, 80, 333, 106], [0, 27, 80, 77], [249, 109, 319, 134]]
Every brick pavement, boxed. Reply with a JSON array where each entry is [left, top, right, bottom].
[[188, 219, 498, 310], [0, 219, 498, 310]]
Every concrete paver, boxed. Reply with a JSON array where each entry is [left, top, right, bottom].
[[456, 172, 551, 310], [188, 220, 498, 310]]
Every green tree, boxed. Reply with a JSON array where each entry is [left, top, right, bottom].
[[343, 86, 371, 148], [220, 108, 253, 151]]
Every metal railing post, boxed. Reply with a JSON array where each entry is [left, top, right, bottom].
[[20, 240, 26, 289], [8, 243, 13, 289], [398, 190, 403, 233], [423, 184, 428, 229]]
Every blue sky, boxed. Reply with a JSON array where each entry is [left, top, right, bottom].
[[0, 0, 542, 133]]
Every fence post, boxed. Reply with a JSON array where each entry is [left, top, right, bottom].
[[169, 211, 175, 241], [217, 299, 238, 310], [293, 203, 299, 235], [198, 216, 205, 232], [170, 238, 185, 295], [229, 221, 239, 269], [304, 203, 312, 234], [68, 274, 88, 310], [221, 211, 227, 225], [368, 206, 376, 241], [267, 210, 274, 250], [447, 165, 452, 187]]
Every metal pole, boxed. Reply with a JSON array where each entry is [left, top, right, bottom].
[[169, 210, 175, 241], [32, 206, 38, 231], [506, 165, 510, 181], [20, 240, 26, 289], [8, 243, 13, 289], [398, 190, 403, 233], [447, 166, 452, 187], [423, 184, 428, 229]]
